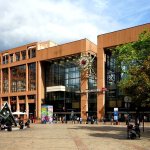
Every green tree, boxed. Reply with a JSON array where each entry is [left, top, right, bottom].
[[113, 30, 150, 107]]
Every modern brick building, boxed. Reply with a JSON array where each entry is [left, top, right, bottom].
[[0, 23, 149, 121], [97, 23, 150, 120]]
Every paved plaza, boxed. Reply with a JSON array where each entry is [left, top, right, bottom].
[[0, 123, 150, 150]]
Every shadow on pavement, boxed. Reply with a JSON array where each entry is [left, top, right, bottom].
[[68, 125, 150, 140]]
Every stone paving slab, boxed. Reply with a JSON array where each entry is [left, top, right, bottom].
[[0, 123, 149, 150]]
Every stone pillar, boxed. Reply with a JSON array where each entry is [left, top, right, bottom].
[[0, 69, 2, 94], [25, 95, 29, 119], [0, 99, 1, 109], [8, 67, 11, 93], [37, 61, 41, 119], [97, 46, 105, 121], [16, 96, 20, 112], [80, 72, 88, 122], [26, 63, 28, 91], [26, 49, 28, 59], [8, 97, 11, 108], [20, 51, 22, 60], [0, 69, 2, 109]]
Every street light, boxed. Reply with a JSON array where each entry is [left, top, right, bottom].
[[124, 96, 132, 125], [124, 96, 132, 138]]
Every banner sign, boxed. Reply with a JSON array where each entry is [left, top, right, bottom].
[[114, 107, 118, 121], [47, 105, 53, 123], [41, 105, 53, 124]]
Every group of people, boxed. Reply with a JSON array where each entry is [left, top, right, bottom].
[[86, 116, 98, 124], [70, 116, 82, 124], [14, 116, 30, 128]]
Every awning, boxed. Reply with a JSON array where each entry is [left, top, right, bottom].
[[12, 111, 27, 115]]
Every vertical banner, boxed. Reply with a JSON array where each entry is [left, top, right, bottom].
[[41, 105, 48, 124], [114, 108, 118, 121], [47, 105, 53, 123], [41, 105, 53, 124]]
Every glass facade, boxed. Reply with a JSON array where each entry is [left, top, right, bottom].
[[45, 62, 81, 112], [28, 63, 36, 91], [65, 67, 80, 91], [65, 66, 80, 112], [45, 63, 80, 90], [105, 50, 150, 121], [88, 76, 97, 114], [105, 50, 123, 111], [46, 64, 65, 86], [11, 65, 26, 92]]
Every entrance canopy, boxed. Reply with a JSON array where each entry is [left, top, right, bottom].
[[46, 86, 66, 92], [12, 111, 27, 115]]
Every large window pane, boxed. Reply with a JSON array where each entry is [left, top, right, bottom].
[[46, 64, 65, 86], [11, 65, 26, 92], [45, 61, 81, 112], [28, 63, 36, 91], [21, 50, 26, 60]]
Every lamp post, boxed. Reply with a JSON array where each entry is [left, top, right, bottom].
[[124, 96, 132, 125], [124, 96, 132, 138]]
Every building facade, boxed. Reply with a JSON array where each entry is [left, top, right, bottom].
[[97, 23, 150, 120], [0, 39, 97, 121], [0, 23, 149, 121]]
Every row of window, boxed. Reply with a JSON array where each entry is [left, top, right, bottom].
[[1, 95, 36, 101], [2, 48, 36, 64], [1, 63, 36, 93]]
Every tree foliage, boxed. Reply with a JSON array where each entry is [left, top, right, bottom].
[[112, 30, 150, 106]]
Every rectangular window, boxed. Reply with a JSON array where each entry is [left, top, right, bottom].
[[10, 54, 14, 63], [105, 49, 123, 109], [11, 65, 26, 92], [28, 48, 36, 58], [65, 66, 80, 90], [2, 68, 9, 93], [28, 63, 36, 91], [15, 52, 20, 61], [21, 50, 26, 60], [2, 54, 9, 64], [28, 95, 35, 99]]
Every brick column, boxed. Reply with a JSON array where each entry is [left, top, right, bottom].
[[8, 68, 11, 93], [80, 72, 88, 122], [0, 69, 2, 94], [8, 97, 11, 108], [0, 97, 2, 110], [16, 96, 20, 112], [37, 61, 41, 119], [26, 63, 28, 91], [20, 51, 22, 60], [25, 95, 29, 119], [97, 46, 105, 121]]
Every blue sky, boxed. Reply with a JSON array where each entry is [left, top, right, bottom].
[[0, 0, 149, 51]]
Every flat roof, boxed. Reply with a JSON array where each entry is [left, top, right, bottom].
[[98, 23, 150, 37]]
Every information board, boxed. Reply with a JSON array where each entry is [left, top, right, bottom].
[[41, 105, 53, 123]]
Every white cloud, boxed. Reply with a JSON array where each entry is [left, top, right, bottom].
[[92, 0, 108, 9], [0, 0, 149, 50]]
